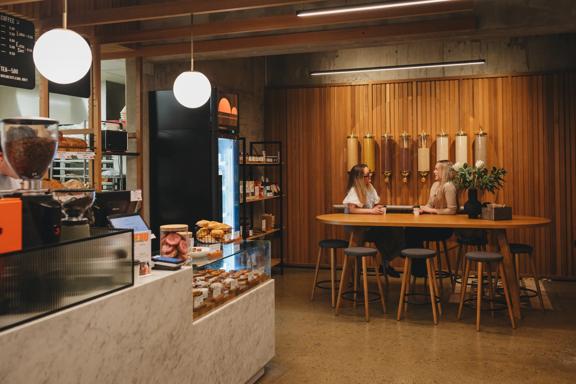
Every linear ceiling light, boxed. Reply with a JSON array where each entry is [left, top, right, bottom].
[[310, 59, 486, 76], [297, 0, 454, 17]]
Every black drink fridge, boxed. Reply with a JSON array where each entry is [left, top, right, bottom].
[[148, 90, 240, 240]]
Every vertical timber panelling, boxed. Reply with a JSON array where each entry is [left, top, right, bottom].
[[372, 82, 417, 205], [284, 88, 325, 265], [268, 72, 576, 277], [414, 79, 460, 204], [264, 89, 288, 264], [324, 85, 371, 247]]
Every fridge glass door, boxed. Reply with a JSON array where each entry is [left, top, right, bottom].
[[218, 138, 239, 232]]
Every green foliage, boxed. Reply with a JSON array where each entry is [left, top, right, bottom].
[[453, 162, 506, 192]]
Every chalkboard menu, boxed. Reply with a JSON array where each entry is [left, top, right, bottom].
[[0, 12, 35, 89]]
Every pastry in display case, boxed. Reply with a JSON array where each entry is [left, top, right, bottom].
[[192, 240, 271, 319], [194, 219, 238, 244]]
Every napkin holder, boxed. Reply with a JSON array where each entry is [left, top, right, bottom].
[[481, 204, 512, 221]]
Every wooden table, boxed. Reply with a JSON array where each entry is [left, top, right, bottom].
[[316, 213, 551, 320]]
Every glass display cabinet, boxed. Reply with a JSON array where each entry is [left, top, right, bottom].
[[191, 240, 271, 319], [0, 229, 133, 331]]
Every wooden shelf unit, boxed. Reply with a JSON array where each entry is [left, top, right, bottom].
[[246, 228, 281, 241], [242, 195, 283, 205]]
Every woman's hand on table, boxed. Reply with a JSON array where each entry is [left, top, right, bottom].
[[420, 205, 438, 214], [371, 206, 386, 215]]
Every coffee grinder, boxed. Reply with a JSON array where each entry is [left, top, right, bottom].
[[0, 118, 62, 248], [53, 189, 95, 241]]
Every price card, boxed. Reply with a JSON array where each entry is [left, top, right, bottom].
[[56, 151, 95, 160], [130, 189, 143, 202]]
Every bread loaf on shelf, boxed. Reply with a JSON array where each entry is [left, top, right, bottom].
[[58, 132, 88, 151]]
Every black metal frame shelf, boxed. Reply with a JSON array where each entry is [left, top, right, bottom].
[[239, 139, 284, 274]]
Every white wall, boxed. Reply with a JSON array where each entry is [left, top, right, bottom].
[[49, 93, 89, 126], [0, 83, 89, 126], [0, 85, 39, 118]]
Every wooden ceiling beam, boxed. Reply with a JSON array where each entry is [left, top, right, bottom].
[[101, 15, 477, 60], [0, 0, 43, 5], [99, 0, 473, 45], [41, 0, 323, 29]]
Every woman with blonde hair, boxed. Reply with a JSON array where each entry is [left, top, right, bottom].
[[343, 164, 402, 277], [420, 160, 458, 215], [405, 160, 458, 277]]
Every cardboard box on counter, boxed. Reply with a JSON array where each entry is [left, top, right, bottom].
[[481, 204, 512, 220]]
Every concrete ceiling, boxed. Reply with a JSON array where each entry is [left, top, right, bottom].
[[2, 0, 575, 61]]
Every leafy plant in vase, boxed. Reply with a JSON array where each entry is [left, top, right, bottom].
[[452, 161, 506, 218]]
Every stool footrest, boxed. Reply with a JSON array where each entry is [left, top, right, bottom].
[[435, 270, 452, 279], [314, 280, 341, 290], [462, 297, 508, 312], [404, 292, 441, 306], [341, 290, 382, 303]]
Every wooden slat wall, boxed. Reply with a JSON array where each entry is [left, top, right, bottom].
[[265, 72, 576, 277]]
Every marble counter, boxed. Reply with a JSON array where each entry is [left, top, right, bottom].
[[0, 267, 275, 384]]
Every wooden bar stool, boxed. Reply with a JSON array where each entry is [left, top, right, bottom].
[[509, 243, 545, 309], [452, 235, 488, 292], [335, 247, 386, 322], [397, 248, 441, 325], [424, 239, 452, 295], [310, 239, 348, 307], [457, 251, 517, 331]]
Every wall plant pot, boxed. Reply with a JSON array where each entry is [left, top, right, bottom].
[[464, 189, 482, 219]]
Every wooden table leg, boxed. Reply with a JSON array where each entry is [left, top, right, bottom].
[[492, 229, 522, 320], [348, 231, 357, 247]]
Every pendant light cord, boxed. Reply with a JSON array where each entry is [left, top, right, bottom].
[[190, 14, 194, 71], [63, 0, 68, 29]]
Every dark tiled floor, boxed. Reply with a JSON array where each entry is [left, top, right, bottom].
[[259, 268, 576, 383]]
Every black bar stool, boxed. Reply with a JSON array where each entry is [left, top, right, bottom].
[[335, 247, 386, 322], [453, 234, 488, 292], [509, 243, 545, 309], [310, 239, 348, 307], [424, 239, 452, 295], [457, 251, 517, 331], [397, 248, 441, 325]]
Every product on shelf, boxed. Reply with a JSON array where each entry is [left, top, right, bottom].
[[241, 179, 281, 200], [261, 213, 275, 231], [58, 135, 88, 151], [62, 179, 88, 189], [42, 178, 64, 190]]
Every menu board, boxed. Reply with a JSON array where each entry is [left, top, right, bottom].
[[0, 12, 35, 89]]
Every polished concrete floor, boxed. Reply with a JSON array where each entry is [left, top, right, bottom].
[[259, 268, 576, 384]]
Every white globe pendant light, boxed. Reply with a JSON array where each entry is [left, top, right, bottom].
[[33, 0, 92, 84], [173, 71, 211, 108], [173, 17, 211, 108]]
